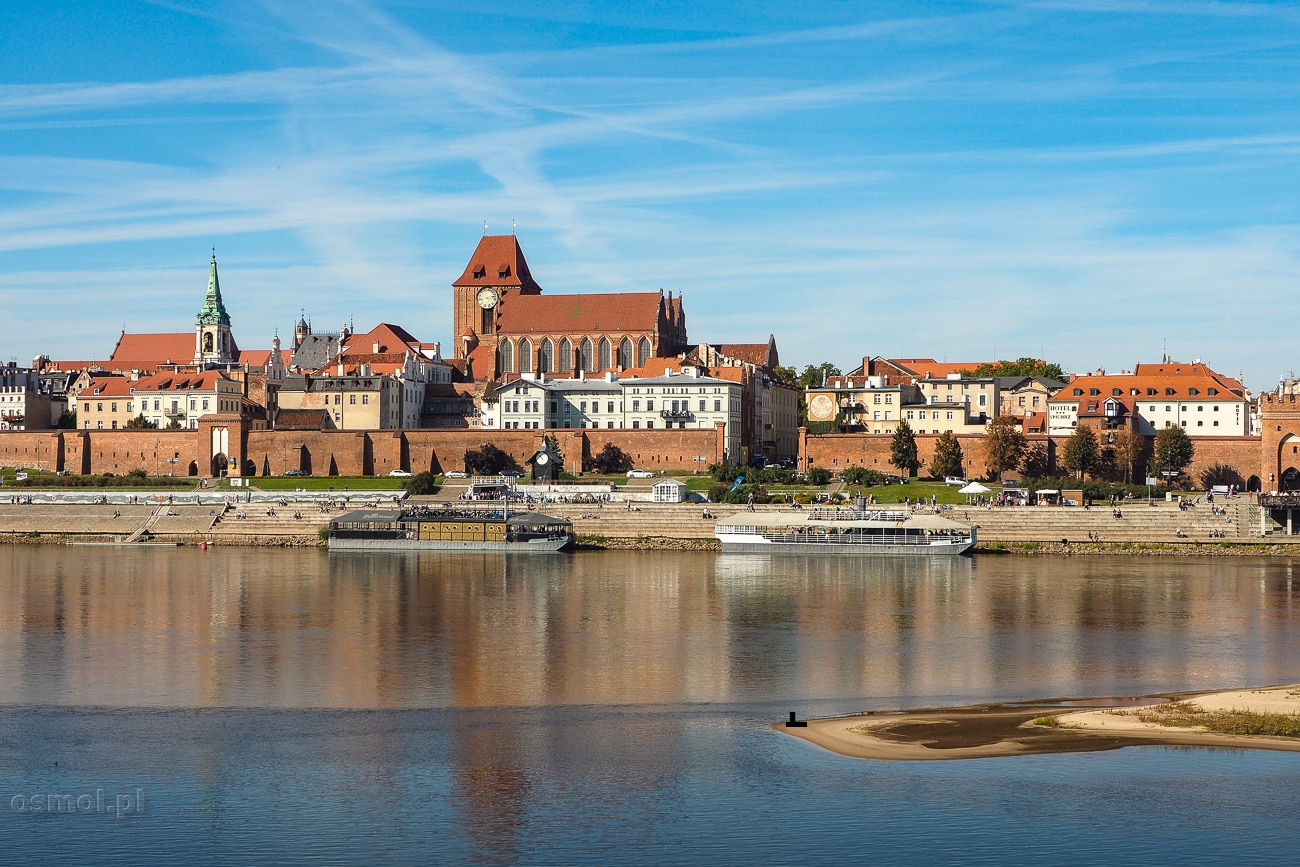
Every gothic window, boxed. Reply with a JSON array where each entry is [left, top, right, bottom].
[[481, 306, 494, 334], [203, 333, 214, 353], [539, 339, 553, 374], [559, 339, 572, 372], [598, 338, 612, 370], [499, 339, 513, 373], [520, 339, 533, 373], [581, 338, 595, 373], [619, 338, 633, 369], [638, 337, 651, 367]]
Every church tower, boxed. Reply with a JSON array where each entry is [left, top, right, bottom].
[[194, 252, 234, 366]]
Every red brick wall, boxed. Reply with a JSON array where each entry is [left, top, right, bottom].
[[805, 429, 1259, 485], [83, 430, 206, 476], [0, 432, 64, 472]]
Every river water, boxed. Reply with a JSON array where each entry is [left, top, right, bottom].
[[3, 546, 1300, 864]]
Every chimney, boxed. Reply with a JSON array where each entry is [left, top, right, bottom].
[[373, 340, 380, 353]]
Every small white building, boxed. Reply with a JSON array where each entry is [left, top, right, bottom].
[[651, 478, 688, 503]]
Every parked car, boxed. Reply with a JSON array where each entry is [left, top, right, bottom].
[[627, 469, 656, 478], [443, 470, 468, 479], [945, 476, 967, 486], [882, 475, 906, 485], [388, 470, 412, 477], [283, 469, 303, 477], [499, 470, 523, 478]]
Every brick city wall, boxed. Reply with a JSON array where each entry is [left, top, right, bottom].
[[1258, 392, 1300, 489], [3, 425, 726, 478]]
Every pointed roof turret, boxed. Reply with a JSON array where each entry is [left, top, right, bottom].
[[196, 251, 231, 326]]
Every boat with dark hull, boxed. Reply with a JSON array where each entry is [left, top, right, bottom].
[[714, 507, 975, 555], [329, 504, 575, 552]]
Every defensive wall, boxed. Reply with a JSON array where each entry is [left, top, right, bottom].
[[0, 422, 726, 478], [800, 429, 1260, 485]]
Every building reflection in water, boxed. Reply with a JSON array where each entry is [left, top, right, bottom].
[[2, 547, 1300, 712]]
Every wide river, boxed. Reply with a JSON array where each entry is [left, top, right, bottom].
[[3, 546, 1300, 864]]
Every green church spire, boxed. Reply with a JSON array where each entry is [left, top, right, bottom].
[[196, 250, 231, 326]]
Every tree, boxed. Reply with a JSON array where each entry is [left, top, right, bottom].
[[1062, 426, 1100, 480], [775, 361, 843, 426], [806, 467, 831, 485], [589, 442, 632, 474], [983, 415, 1026, 479], [963, 358, 1066, 382], [1153, 426, 1195, 482], [166, 419, 184, 430], [930, 432, 964, 480], [1020, 443, 1051, 478], [842, 466, 882, 486], [1109, 429, 1139, 484], [889, 419, 919, 477], [404, 472, 439, 495], [464, 443, 517, 475], [542, 433, 564, 465], [56, 408, 77, 429], [125, 413, 157, 429]]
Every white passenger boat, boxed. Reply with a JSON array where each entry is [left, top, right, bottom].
[[714, 507, 975, 555]]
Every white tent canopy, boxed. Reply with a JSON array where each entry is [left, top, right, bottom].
[[959, 482, 992, 494]]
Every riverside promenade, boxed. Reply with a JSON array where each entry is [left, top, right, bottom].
[[2, 488, 1297, 552]]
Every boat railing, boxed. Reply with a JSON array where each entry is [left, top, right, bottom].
[[807, 507, 910, 522]]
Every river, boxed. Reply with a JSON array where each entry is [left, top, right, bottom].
[[2, 546, 1299, 864]]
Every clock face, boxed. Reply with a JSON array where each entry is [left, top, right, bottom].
[[536, 453, 549, 465], [477, 288, 498, 309]]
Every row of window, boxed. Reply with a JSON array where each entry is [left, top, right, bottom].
[[83, 398, 239, 414], [499, 336, 653, 374], [1073, 386, 1221, 397]]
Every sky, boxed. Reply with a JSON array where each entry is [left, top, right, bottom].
[[2, 0, 1299, 389]]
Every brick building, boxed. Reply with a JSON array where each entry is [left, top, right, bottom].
[[452, 235, 688, 382]]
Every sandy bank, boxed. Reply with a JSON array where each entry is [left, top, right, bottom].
[[779, 685, 1300, 760]]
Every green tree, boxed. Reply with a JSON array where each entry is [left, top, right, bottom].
[[963, 358, 1066, 381], [930, 432, 964, 480], [1153, 425, 1195, 482], [125, 413, 158, 429], [889, 419, 919, 477], [166, 418, 183, 430], [1062, 426, 1100, 480], [56, 408, 77, 429], [1020, 442, 1051, 478], [464, 443, 518, 475], [842, 466, 882, 486], [983, 415, 1026, 479], [404, 472, 439, 495], [542, 433, 564, 465], [806, 467, 831, 486]]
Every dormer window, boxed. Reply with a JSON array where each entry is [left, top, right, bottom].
[[1073, 388, 1083, 396], [1112, 388, 1122, 396], [498, 265, 511, 278], [1207, 387, 1218, 396], [1147, 388, 1157, 396], [1089, 388, 1099, 396], [1188, 387, 1199, 396], [473, 266, 486, 279], [1165, 387, 1176, 396]]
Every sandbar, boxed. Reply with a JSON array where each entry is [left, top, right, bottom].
[[778, 685, 1300, 760]]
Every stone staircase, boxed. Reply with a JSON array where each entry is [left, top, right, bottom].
[[957, 499, 1245, 542]]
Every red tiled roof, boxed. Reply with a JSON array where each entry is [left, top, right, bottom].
[[889, 359, 987, 379], [453, 235, 542, 291], [238, 349, 272, 367], [348, 322, 421, 354], [717, 343, 773, 367], [1050, 362, 1248, 406], [494, 292, 665, 335], [275, 409, 328, 430], [108, 333, 198, 368]]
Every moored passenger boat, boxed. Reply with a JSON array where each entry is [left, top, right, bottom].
[[714, 507, 975, 555], [329, 503, 575, 552]]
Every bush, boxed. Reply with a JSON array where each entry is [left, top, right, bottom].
[[404, 472, 439, 495], [841, 466, 882, 486], [807, 467, 831, 486]]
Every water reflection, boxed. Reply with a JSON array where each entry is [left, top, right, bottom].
[[2, 547, 1300, 710]]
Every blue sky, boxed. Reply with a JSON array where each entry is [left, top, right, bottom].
[[2, 1, 1299, 388]]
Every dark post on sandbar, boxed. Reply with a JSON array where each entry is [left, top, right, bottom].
[[786, 711, 807, 727]]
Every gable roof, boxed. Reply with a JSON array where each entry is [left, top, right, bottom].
[[349, 322, 421, 354], [1050, 362, 1248, 406], [453, 235, 542, 292], [108, 333, 199, 369], [494, 292, 666, 336]]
